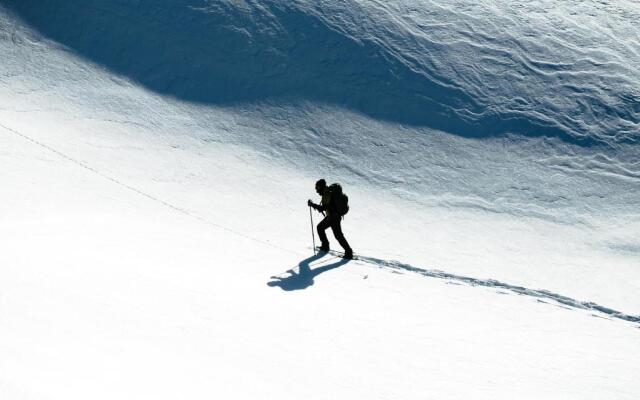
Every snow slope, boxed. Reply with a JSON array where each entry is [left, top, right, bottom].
[[5, 0, 640, 144], [1, 1, 639, 399]]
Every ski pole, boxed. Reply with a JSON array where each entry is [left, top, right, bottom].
[[309, 205, 316, 254]]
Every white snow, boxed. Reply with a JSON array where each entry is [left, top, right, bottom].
[[1, 1, 639, 399]]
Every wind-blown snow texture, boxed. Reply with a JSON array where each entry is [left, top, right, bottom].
[[2, 1, 640, 399], [5, 0, 640, 145]]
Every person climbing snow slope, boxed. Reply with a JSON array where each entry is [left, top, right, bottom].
[[307, 179, 353, 259]]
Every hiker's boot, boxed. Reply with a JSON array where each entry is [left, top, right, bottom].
[[343, 249, 353, 259], [318, 245, 330, 253]]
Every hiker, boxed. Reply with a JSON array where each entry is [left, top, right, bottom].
[[307, 179, 353, 259]]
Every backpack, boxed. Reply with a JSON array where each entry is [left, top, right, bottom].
[[329, 183, 349, 216]]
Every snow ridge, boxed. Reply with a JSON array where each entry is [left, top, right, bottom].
[[4, 0, 639, 146]]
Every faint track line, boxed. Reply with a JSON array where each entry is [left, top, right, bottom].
[[0, 122, 303, 257], [354, 253, 640, 325], [3, 122, 638, 325]]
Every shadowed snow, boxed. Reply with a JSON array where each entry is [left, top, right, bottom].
[[4, 0, 639, 145]]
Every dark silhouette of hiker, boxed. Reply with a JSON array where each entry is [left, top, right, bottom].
[[307, 179, 353, 259]]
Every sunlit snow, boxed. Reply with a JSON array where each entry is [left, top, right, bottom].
[[1, 1, 639, 399]]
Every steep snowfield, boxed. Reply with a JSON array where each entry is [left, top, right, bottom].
[[3, 0, 639, 217], [6, 0, 640, 144], [1, 1, 639, 399]]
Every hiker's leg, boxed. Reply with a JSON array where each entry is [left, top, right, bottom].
[[317, 216, 331, 249], [330, 217, 352, 253]]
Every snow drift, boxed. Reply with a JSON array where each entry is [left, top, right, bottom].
[[5, 0, 639, 145]]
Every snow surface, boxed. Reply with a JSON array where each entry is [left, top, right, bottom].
[[1, 1, 639, 399]]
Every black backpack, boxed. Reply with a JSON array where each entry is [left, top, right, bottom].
[[329, 183, 349, 216]]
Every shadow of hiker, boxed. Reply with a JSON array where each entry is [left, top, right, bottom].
[[268, 253, 351, 291]]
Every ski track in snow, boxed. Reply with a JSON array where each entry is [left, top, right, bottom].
[[351, 253, 640, 325], [268, 247, 640, 326], [2, 119, 638, 327], [0, 121, 304, 258]]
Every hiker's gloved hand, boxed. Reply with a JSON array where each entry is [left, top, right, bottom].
[[307, 199, 315, 208]]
